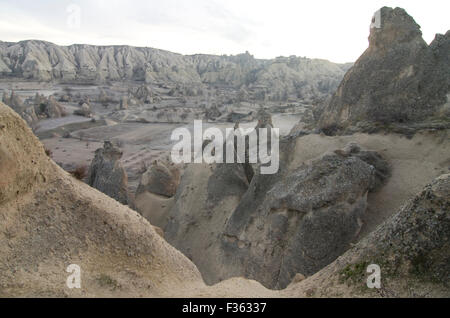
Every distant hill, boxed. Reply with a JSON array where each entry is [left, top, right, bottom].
[[0, 40, 352, 101]]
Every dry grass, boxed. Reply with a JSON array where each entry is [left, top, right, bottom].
[[70, 165, 88, 180], [44, 147, 53, 158]]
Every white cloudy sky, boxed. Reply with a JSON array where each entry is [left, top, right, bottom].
[[0, 0, 448, 63]]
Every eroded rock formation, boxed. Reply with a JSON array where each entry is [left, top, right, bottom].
[[2, 91, 38, 127], [0, 101, 203, 297], [87, 141, 130, 205], [136, 162, 180, 198], [0, 41, 349, 101], [287, 173, 450, 297], [165, 141, 390, 289], [318, 7, 450, 134], [33, 93, 67, 119]]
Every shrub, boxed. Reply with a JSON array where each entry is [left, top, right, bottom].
[[44, 147, 53, 158], [70, 165, 88, 180]]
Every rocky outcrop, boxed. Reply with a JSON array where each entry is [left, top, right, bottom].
[[87, 141, 130, 205], [318, 7, 450, 134], [33, 93, 67, 119], [0, 40, 349, 101], [2, 91, 38, 127], [165, 142, 390, 289], [287, 173, 450, 297], [365, 174, 449, 287], [220, 145, 389, 289], [164, 162, 250, 282]]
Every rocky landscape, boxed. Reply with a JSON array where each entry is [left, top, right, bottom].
[[0, 7, 449, 298]]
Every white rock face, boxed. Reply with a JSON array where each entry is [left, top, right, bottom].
[[0, 40, 351, 100]]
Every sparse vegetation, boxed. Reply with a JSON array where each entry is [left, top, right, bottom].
[[339, 261, 369, 286], [70, 165, 88, 180], [44, 147, 52, 158], [96, 274, 120, 290]]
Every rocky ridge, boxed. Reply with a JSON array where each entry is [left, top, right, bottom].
[[0, 41, 351, 102]]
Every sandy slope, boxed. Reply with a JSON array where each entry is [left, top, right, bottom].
[[0, 102, 205, 297]]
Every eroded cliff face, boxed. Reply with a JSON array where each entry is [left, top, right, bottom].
[[0, 41, 350, 101], [318, 7, 450, 133], [164, 138, 390, 289], [0, 101, 204, 297]]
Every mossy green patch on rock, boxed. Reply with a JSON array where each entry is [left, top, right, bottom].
[[96, 274, 120, 290]]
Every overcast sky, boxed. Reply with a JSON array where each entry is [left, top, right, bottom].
[[0, 0, 448, 63]]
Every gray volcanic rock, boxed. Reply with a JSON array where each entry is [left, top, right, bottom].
[[220, 147, 386, 289], [136, 162, 180, 198], [365, 174, 450, 285], [165, 162, 251, 282], [165, 143, 390, 289], [319, 7, 450, 133], [0, 40, 349, 101], [87, 141, 130, 205], [308, 173, 450, 297]]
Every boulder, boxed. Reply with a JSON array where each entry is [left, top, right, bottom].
[[136, 162, 180, 198]]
